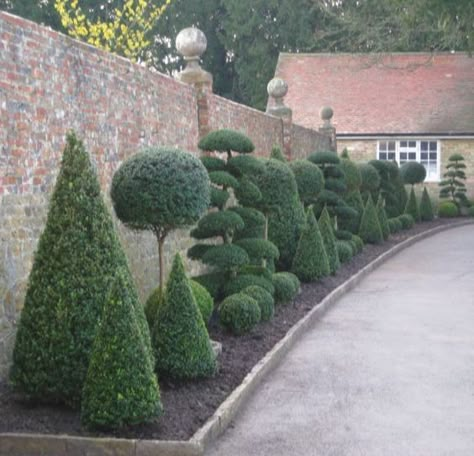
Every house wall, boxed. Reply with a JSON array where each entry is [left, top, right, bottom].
[[338, 138, 474, 203], [0, 12, 332, 378]]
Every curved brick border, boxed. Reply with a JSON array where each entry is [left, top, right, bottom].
[[1, 220, 472, 456]]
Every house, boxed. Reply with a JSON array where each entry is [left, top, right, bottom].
[[270, 52, 474, 197]]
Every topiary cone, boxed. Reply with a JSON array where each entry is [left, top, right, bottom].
[[152, 254, 217, 380], [359, 194, 383, 244], [81, 269, 162, 429], [420, 187, 434, 221], [318, 206, 340, 274], [376, 195, 390, 240], [404, 187, 420, 222]]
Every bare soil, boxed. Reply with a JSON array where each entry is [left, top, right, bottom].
[[0, 219, 459, 440]]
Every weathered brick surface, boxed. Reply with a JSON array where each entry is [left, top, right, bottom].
[[291, 124, 331, 159], [0, 11, 331, 378]]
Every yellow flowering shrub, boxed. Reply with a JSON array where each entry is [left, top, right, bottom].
[[54, 0, 171, 61]]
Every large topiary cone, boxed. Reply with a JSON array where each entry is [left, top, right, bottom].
[[81, 269, 162, 429], [152, 254, 217, 380], [10, 132, 149, 407], [359, 194, 383, 244], [404, 187, 420, 222], [318, 206, 340, 274], [420, 187, 434, 221], [376, 195, 391, 240], [292, 208, 330, 282]]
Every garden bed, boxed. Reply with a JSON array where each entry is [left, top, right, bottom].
[[0, 218, 463, 441]]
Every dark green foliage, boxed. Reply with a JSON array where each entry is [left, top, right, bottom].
[[242, 286, 275, 322], [336, 241, 353, 263], [398, 214, 415, 229], [190, 280, 214, 324], [81, 269, 162, 430], [340, 190, 365, 234], [307, 151, 340, 166], [210, 187, 230, 210], [335, 229, 353, 241], [359, 195, 383, 244], [187, 244, 213, 261], [358, 163, 381, 195], [419, 188, 434, 222], [404, 187, 420, 222], [111, 148, 210, 232], [400, 162, 426, 186], [369, 160, 401, 217], [230, 206, 266, 240], [468, 206, 474, 217], [351, 234, 364, 253], [439, 154, 468, 207], [198, 129, 255, 154], [272, 272, 300, 305], [192, 272, 225, 300], [191, 211, 245, 240], [209, 171, 240, 189], [228, 155, 265, 176], [325, 177, 347, 194], [224, 274, 275, 297], [235, 238, 280, 264], [376, 195, 390, 240], [202, 244, 249, 271], [144, 286, 165, 329], [292, 209, 330, 282], [11, 132, 144, 406], [395, 179, 409, 216], [239, 265, 273, 281], [200, 156, 226, 172], [219, 293, 261, 335], [438, 201, 459, 218], [152, 254, 216, 379], [388, 217, 403, 233], [341, 158, 362, 192], [270, 145, 286, 162], [235, 176, 262, 206], [318, 207, 340, 274], [289, 160, 325, 207]]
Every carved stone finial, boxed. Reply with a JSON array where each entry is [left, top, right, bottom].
[[267, 78, 288, 107], [320, 106, 334, 127], [175, 27, 212, 85]]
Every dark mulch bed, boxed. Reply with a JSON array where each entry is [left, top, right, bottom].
[[0, 218, 463, 440]]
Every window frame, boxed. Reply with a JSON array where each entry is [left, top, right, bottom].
[[376, 139, 441, 182]]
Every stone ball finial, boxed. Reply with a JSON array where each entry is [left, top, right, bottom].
[[176, 27, 207, 61], [267, 78, 288, 99], [320, 106, 334, 122]]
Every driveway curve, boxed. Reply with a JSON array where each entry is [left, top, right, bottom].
[[206, 225, 474, 456]]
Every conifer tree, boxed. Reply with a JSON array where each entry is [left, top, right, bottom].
[[420, 187, 434, 221], [359, 195, 383, 244], [376, 195, 391, 240], [11, 132, 147, 407], [318, 206, 340, 275], [152, 254, 217, 380], [292, 208, 330, 282], [81, 269, 162, 429], [404, 187, 420, 222]]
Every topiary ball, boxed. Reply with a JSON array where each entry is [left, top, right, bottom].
[[242, 286, 275, 322], [223, 274, 275, 297], [351, 234, 364, 253], [198, 129, 255, 154], [272, 272, 300, 305], [358, 163, 381, 194], [336, 240, 353, 263], [387, 217, 402, 233], [400, 162, 427, 186], [438, 201, 459, 218], [111, 148, 210, 231], [219, 293, 261, 335], [189, 280, 214, 324], [398, 213, 415, 229], [289, 160, 325, 206]]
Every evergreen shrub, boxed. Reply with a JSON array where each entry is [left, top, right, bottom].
[[336, 241, 353, 263], [387, 218, 402, 233], [190, 280, 214, 324], [152, 254, 216, 379], [198, 129, 255, 154], [398, 214, 415, 229], [351, 234, 364, 253], [359, 195, 383, 244], [235, 238, 280, 265], [270, 144, 286, 161], [439, 153, 468, 207], [289, 159, 325, 207], [224, 274, 275, 297], [376, 195, 390, 240], [358, 163, 381, 197], [219, 293, 261, 335], [400, 162, 426, 186], [242, 286, 275, 322], [438, 201, 459, 218], [318, 207, 340, 274], [404, 187, 420, 222], [272, 272, 300, 305], [192, 272, 225, 300], [419, 187, 434, 222]]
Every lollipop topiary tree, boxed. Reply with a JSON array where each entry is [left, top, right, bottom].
[[439, 153, 469, 208], [111, 147, 210, 289]]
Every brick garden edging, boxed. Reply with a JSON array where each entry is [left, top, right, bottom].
[[1, 220, 472, 456]]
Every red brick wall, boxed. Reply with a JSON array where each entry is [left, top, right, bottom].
[[291, 124, 331, 159]]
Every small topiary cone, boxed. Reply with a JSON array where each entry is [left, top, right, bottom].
[[292, 208, 330, 282], [404, 186, 420, 222], [376, 195, 390, 240], [81, 269, 162, 429], [420, 187, 434, 222], [318, 206, 340, 274], [152, 254, 217, 380], [359, 194, 383, 244]]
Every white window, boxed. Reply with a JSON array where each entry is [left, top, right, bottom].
[[377, 139, 440, 181]]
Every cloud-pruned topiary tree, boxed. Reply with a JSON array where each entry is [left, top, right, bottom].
[[404, 187, 420, 222], [376, 195, 390, 240], [439, 153, 469, 208], [292, 208, 330, 282], [289, 159, 325, 208], [318, 206, 340, 275], [419, 187, 434, 222], [152, 254, 216, 380], [358, 162, 381, 202], [369, 160, 402, 218], [359, 194, 383, 244], [111, 147, 210, 289], [81, 268, 162, 430], [11, 132, 150, 407]]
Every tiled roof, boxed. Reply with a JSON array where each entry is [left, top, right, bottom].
[[272, 53, 474, 135]]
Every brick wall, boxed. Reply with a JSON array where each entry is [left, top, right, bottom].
[[291, 124, 331, 159], [0, 12, 331, 378]]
